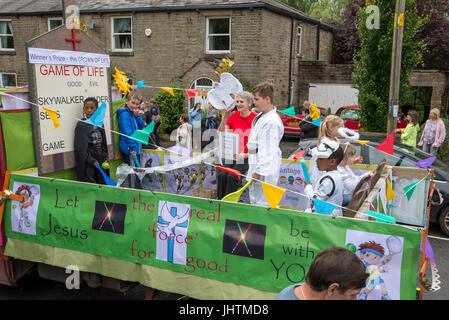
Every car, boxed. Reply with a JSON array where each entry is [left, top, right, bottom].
[[280, 107, 326, 137], [335, 105, 409, 132], [289, 138, 449, 236]]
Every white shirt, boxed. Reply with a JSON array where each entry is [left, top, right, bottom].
[[337, 165, 371, 195]]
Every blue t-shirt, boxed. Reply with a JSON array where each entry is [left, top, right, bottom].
[[275, 284, 303, 300]]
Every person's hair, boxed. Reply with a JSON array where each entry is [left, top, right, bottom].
[[318, 115, 344, 143], [358, 241, 385, 256], [329, 146, 344, 165], [303, 101, 311, 108], [306, 246, 368, 293], [83, 97, 98, 108], [126, 90, 141, 102], [407, 110, 419, 126], [340, 142, 356, 163], [252, 82, 274, 104], [149, 98, 157, 105], [430, 108, 440, 120], [180, 113, 189, 123], [302, 107, 310, 115], [237, 91, 253, 108], [194, 102, 201, 108]]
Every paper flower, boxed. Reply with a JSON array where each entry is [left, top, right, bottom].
[[215, 58, 235, 75], [112, 67, 131, 96], [207, 73, 243, 110]]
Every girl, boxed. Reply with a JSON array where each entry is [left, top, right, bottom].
[[338, 143, 374, 206], [418, 108, 446, 156], [398, 110, 419, 148]]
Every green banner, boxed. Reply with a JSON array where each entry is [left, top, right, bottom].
[[5, 174, 422, 299]]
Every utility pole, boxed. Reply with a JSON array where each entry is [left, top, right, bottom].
[[387, 0, 406, 142]]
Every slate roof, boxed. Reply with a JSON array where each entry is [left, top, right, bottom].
[[0, 0, 334, 31]]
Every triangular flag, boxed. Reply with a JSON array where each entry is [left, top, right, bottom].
[[42, 106, 60, 129], [300, 159, 311, 183], [414, 156, 436, 169], [312, 198, 336, 215], [84, 101, 106, 127], [137, 80, 149, 88], [0, 90, 14, 98], [161, 87, 175, 96], [261, 182, 286, 208], [221, 180, 252, 202], [420, 237, 436, 265], [185, 89, 198, 100], [129, 122, 155, 145], [376, 131, 394, 155], [311, 118, 322, 127], [292, 150, 305, 160], [403, 180, 420, 201], [356, 140, 370, 145], [216, 165, 241, 179], [386, 178, 395, 202], [96, 164, 117, 186], [365, 210, 396, 224], [280, 106, 296, 117]]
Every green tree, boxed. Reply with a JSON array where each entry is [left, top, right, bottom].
[[353, 0, 427, 132], [154, 84, 185, 134], [309, 0, 349, 22]]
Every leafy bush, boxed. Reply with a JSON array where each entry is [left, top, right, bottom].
[[154, 84, 185, 134]]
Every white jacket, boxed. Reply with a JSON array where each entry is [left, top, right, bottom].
[[337, 165, 371, 195]]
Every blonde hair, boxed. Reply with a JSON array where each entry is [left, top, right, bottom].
[[430, 108, 441, 120], [318, 115, 344, 143], [303, 101, 311, 108], [340, 142, 356, 164]]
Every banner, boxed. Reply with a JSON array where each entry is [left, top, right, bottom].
[[4, 174, 422, 299], [28, 48, 110, 68]]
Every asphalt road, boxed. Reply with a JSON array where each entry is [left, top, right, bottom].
[[0, 138, 446, 300]]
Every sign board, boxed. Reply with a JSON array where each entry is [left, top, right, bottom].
[[219, 132, 239, 162]]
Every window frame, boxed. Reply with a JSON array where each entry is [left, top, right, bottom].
[[296, 26, 302, 56], [205, 16, 231, 54], [0, 72, 17, 87], [0, 19, 14, 51], [111, 16, 133, 52], [48, 17, 64, 31]]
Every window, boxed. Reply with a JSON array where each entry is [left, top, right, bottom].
[[0, 73, 17, 87], [112, 17, 132, 51], [206, 17, 231, 53], [0, 20, 14, 50], [189, 77, 213, 109], [48, 17, 64, 31], [296, 26, 302, 56]]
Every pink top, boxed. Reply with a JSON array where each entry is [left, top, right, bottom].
[[418, 119, 446, 148]]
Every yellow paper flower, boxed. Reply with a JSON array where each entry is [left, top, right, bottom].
[[112, 67, 131, 96], [215, 58, 235, 75]]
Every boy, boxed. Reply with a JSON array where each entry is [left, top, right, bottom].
[[304, 137, 344, 216], [246, 82, 284, 206], [74, 97, 109, 184]]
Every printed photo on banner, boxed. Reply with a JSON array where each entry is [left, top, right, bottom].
[[164, 155, 199, 195], [11, 182, 41, 235], [219, 132, 239, 162], [91, 201, 127, 235], [345, 230, 404, 300], [140, 152, 163, 192], [156, 201, 191, 265], [201, 162, 217, 189], [277, 161, 307, 208]]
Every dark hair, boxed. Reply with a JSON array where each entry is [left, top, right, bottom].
[[180, 113, 189, 123], [408, 110, 419, 126], [84, 97, 98, 108], [306, 246, 368, 293], [252, 82, 274, 103], [329, 146, 344, 164]]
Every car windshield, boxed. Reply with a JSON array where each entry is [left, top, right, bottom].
[[396, 143, 449, 174], [339, 108, 359, 121]]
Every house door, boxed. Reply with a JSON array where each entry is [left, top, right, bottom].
[[189, 77, 213, 111]]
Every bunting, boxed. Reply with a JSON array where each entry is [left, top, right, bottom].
[[311, 118, 322, 127], [403, 180, 420, 201], [280, 106, 296, 117], [42, 107, 60, 129], [216, 166, 241, 179], [129, 122, 155, 145], [161, 87, 175, 96], [84, 101, 106, 127], [386, 178, 395, 202], [261, 182, 286, 208], [376, 130, 395, 155], [185, 89, 199, 100], [414, 156, 436, 169], [300, 159, 311, 184], [221, 180, 252, 203], [356, 140, 370, 145], [312, 198, 336, 215], [365, 210, 396, 224]]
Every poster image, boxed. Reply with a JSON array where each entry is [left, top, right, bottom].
[[346, 230, 404, 300], [140, 153, 163, 192], [11, 182, 41, 235]]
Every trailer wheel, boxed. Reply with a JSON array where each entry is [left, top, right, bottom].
[[438, 206, 449, 237]]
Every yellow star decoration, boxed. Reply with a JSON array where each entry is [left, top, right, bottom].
[[215, 58, 235, 75], [112, 67, 131, 96]]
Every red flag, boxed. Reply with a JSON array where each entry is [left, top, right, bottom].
[[292, 150, 305, 160], [185, 89, 198, 100], [216, 165, 241, 180], [376, 130, 394, 155]]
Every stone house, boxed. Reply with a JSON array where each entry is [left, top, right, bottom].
[[0, 0, 335, 109]]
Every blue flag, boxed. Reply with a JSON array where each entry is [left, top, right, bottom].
[[312, 198, 336, 215], [84, 101, 106, 127], [137, 80, 149, 88], [96, 164, 117, 186]]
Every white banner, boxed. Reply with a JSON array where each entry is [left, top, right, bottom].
[[28, 48, 110, 68]]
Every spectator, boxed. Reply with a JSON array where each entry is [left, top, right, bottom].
[[176, 113, 193, 150], [148, 98, 161, 146], [418, 108, 446, 156], [276, 246, 368, 300], [398, 110, 419, 148], [299, 107, 318, 140], [189, 102, 203, 152]]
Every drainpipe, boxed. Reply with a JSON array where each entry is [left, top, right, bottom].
[[316, 24, 321, 61], [288, 17, 294, 107]]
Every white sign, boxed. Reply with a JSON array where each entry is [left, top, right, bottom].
[[28, 47, 110, 68], [34, 63, 111, 156], [219, 132, 239, 161]]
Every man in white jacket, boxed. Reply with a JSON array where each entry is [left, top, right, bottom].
[[246, 83, 284, 206]]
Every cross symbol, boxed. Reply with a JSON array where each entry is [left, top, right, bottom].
[[66, 29, 82, 51]]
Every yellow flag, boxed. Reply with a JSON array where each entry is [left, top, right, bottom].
[[261, 182, 286, 208], [386, 178, 395, 202], [161, 87, 175, 96], [42, 106, 60, 129], [356, 140, 370, 145]]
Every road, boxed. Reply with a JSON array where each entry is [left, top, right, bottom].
[[0, 138, 446, 300]]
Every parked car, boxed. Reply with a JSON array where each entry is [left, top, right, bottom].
[[289, 139, 449, 236], [281, 107, 326, 138], [335, 105, 409, 132]]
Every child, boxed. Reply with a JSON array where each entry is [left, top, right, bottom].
[[338, 143, 374, 206], [304, 137, 344, 216], [74, 97, 109, 184], [246, 82, 284, 206], [398, 110, 419, 148]]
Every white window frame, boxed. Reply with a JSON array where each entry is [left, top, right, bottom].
[[48, 17, 64, 31], [0, 72, 17, 87], [206, 16, 231, 54], [296, 26, 302, 56], [0, 19, 14, 51], [111, 16, 133, 52]]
